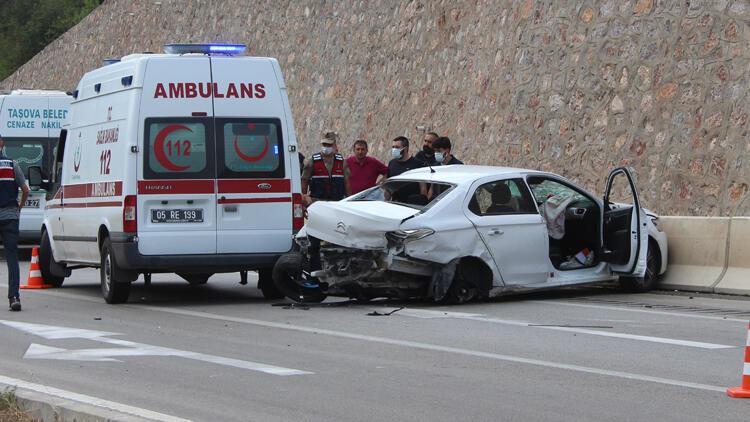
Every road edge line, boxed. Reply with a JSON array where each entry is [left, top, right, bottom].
[[0, 374, 191, 422]]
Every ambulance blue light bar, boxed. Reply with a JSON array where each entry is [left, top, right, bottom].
[[163, 43, 246, 55]]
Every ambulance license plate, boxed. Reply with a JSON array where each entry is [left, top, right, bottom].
[[24, 199, 40, 208], [151, 209, 203, 223]]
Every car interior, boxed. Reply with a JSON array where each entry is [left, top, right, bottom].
[[526, 176, 602, 270]]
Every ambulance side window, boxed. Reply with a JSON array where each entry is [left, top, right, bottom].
[[216, 118, 285, 179], [143, 118, 214, 179]]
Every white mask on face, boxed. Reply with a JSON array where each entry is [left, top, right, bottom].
[[434, 152, 445, 163], [321, 146, 334, 155], [391, 147, 403, 159]]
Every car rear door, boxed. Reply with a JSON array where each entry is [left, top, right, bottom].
[[602, 167, 648, 276], [464, 177, 550, 285], [137, 57, 217, 255], [210, 57, 292, 254]]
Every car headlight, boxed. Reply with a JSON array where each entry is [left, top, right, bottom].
[[386, 228, 435, 243]]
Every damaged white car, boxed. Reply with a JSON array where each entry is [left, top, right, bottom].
[[272, 165, 668, 304]]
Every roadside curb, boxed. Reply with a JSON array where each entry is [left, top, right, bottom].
[[0, 377, 187, 422]]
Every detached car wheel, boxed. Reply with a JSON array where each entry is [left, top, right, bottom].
[[272, 252, 327, 303], [258, 268, 285, 300], [100, 238, 131, 304], [39, 231, 64, 287], [619, 240, 661, 293]]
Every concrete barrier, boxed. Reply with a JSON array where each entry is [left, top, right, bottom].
[[656, 216, 730, 293], [715, 217, 750, 295]]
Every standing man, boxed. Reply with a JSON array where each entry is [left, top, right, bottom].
[[346, 139, 388, 194], [387, 136, 423, 177], [432, 136, 463, 165], [301, 131, 351, 203], [414, 131, 439, 167], [0, 135, 29, 311]]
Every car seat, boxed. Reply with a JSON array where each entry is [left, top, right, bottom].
[[486, 183, 515, 214]]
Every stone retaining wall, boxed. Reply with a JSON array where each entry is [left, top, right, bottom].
[[2, 0, 748, 216]]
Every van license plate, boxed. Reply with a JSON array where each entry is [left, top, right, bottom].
[[151, 209, 203, 223], [24, 199, 40, 208]]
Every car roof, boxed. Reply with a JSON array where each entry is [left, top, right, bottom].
[[391, 165, 544, 184]]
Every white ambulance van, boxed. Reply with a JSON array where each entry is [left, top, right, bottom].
[[0, 90, 71, 244], [38, 44, 304, 303]]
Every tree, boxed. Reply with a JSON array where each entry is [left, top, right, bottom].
[[0, 0, 102, 80]]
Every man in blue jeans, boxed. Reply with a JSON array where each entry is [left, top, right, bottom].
[[0, 135, 29, 311]]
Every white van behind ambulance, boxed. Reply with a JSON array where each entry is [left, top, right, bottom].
[[0, 90, 71, 244], [38, 44, 304, 303]]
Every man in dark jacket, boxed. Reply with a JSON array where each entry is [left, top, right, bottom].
[[0, 135, 29, 311]]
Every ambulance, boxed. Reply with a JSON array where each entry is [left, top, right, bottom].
[[0, 90, 71, 245], [38, 44, 304, 303]]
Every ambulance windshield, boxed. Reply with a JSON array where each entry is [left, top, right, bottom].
[[2, 137, 53, 179]]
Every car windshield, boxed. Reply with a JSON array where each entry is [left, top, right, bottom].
[[353, 179, 453, 209]]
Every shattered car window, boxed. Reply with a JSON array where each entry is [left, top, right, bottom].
[[527, 179, 591, 206], [354, 180, 453, 209]]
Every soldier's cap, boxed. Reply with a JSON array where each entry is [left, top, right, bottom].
[[320, 131, 338, 144]]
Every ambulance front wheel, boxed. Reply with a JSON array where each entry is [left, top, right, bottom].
[[100, 238, 131, 304], [39, 230, 65, 287]]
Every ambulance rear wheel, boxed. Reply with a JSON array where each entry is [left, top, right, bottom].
[[258, 268, 284, 300], [39, 231, 64, 287], [100, 238, 131, 304], [272, 252, 327, 303]]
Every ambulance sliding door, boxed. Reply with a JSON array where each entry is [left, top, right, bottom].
[[137, 57, 218, 255], [210, 57, 293, 254]]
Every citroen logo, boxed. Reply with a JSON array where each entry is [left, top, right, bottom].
[[335, 221, 347, 234]]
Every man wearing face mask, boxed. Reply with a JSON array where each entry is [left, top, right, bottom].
[[432, 136, 463, 166], [414, 131, 439, 167], [387, 136, 423, 178], [426, 136, 463, 200], [301, 132, 351, 203]]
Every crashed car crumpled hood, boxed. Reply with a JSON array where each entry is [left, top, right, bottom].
[[304, 200, 420, 249]]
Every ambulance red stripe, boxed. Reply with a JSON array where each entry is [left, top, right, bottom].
[[137, 180, 215, 195], [217, 179, 290, 193], [217, 197, 291, 204], [62, 181, 123, 199]]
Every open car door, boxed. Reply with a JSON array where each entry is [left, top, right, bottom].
[[602, 167, 648, 276]]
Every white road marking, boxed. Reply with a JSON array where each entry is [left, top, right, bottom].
[[534, 300, 749, 323], [396, 308, 735, 349], [0, 319, 311, 376], [10, 286, 736, 390], [0, 374, 191, 422], [131, 305, 726, 393]]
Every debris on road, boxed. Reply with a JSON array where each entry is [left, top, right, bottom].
[[367, 307, 404, 316]]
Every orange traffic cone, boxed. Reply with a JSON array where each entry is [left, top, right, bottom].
[[20, 247, 52, 289], [727, 321, 750, 398]]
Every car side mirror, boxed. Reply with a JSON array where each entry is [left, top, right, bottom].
[[28, 166, 43, 190]]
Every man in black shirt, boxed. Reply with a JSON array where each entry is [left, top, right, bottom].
[[432, 136, 463, 166], [387, 136, 423, 177], [414, 131, 439, 167]]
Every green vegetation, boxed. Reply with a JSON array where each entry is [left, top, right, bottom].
[[0, 388, 32, 421], [0, 0, 102, 80]]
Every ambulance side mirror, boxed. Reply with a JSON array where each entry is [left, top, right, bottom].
[[27, 166, 43, 190]]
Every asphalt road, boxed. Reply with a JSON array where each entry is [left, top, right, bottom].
[[0, 261, 749, 421]]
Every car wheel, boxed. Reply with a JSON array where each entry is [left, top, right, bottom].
[[272, 252, 327, 303], [442, 268, 478, 305], [178, 273, 212, 285], [619, 239, 661, 293], [100, 238, 131, 304], [258, 268, 285, 300], [39, 231, 64, 287]]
